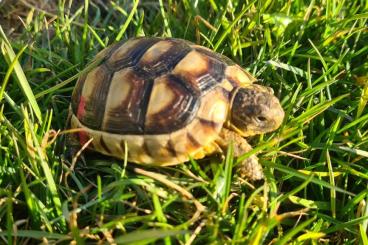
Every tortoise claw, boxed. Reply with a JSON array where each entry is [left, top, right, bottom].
[[238, 155, 264, 181]]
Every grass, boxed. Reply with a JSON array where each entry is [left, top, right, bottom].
[[0, 0, 368, 244]]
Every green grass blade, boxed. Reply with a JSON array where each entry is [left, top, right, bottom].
[[0, 26, 42, 123], [115, 0, 140, 41], [263, 161, 355, 196], [275, 216, 317, 245], [0, 230, 70, 240], [0, 44, 27, 102], [213, 0, 257, 51], [22, 107, 66, 229], [114, 229, 187, 244]]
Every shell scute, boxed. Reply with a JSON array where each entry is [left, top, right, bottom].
[[106, 37, 161, 70], [102, 68, 149, 134], [77, 65, 112, 130], [137, 39, 192, 77], [172, 50, 226, 94], [145, 74, 199, 134]]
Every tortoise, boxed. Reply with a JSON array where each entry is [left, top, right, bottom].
[[69, 37, 284, 180]]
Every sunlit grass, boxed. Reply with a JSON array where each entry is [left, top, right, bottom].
[[0, 0, 367, 244]]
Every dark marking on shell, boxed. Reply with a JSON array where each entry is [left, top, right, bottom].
[[187, 132, 201, 148], [167, 38, 195, 46], [138, 79, 155, 132], [102, 69, 152, 134], [166, 139, 177, 157], [96, 40, 126, 64], [142, 141, 152, 157], [227, 78, 240, 88], [220, 87, 231, 101], [145, 74, 199, 134], [100, 135, 111, 154], [138, 40, 192, 78], [107, 38, 161, 71], [196, 58, 225, 94], [198, 117, 220, 129]]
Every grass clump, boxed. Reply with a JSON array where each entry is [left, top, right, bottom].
[[1, 0, 368, 244]]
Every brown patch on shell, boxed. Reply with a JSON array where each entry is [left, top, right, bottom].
[[106, 37, 161, 70], [145, 74, 199, 134], [172, 50, 226, 94]]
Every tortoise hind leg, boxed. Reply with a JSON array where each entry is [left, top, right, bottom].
[[215, 128, 264, 181]]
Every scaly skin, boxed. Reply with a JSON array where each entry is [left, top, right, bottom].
[[216, 128, 264, 181]]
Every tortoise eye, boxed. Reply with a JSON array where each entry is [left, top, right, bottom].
[[256, 116, 267, 123]]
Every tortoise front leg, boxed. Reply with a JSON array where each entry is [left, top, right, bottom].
[[215, 128, 264, 181]]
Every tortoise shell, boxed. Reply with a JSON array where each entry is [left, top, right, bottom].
[[70, 37, 256, 165]]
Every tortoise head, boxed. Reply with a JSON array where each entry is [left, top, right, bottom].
[[229, 84, 284, 136]]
